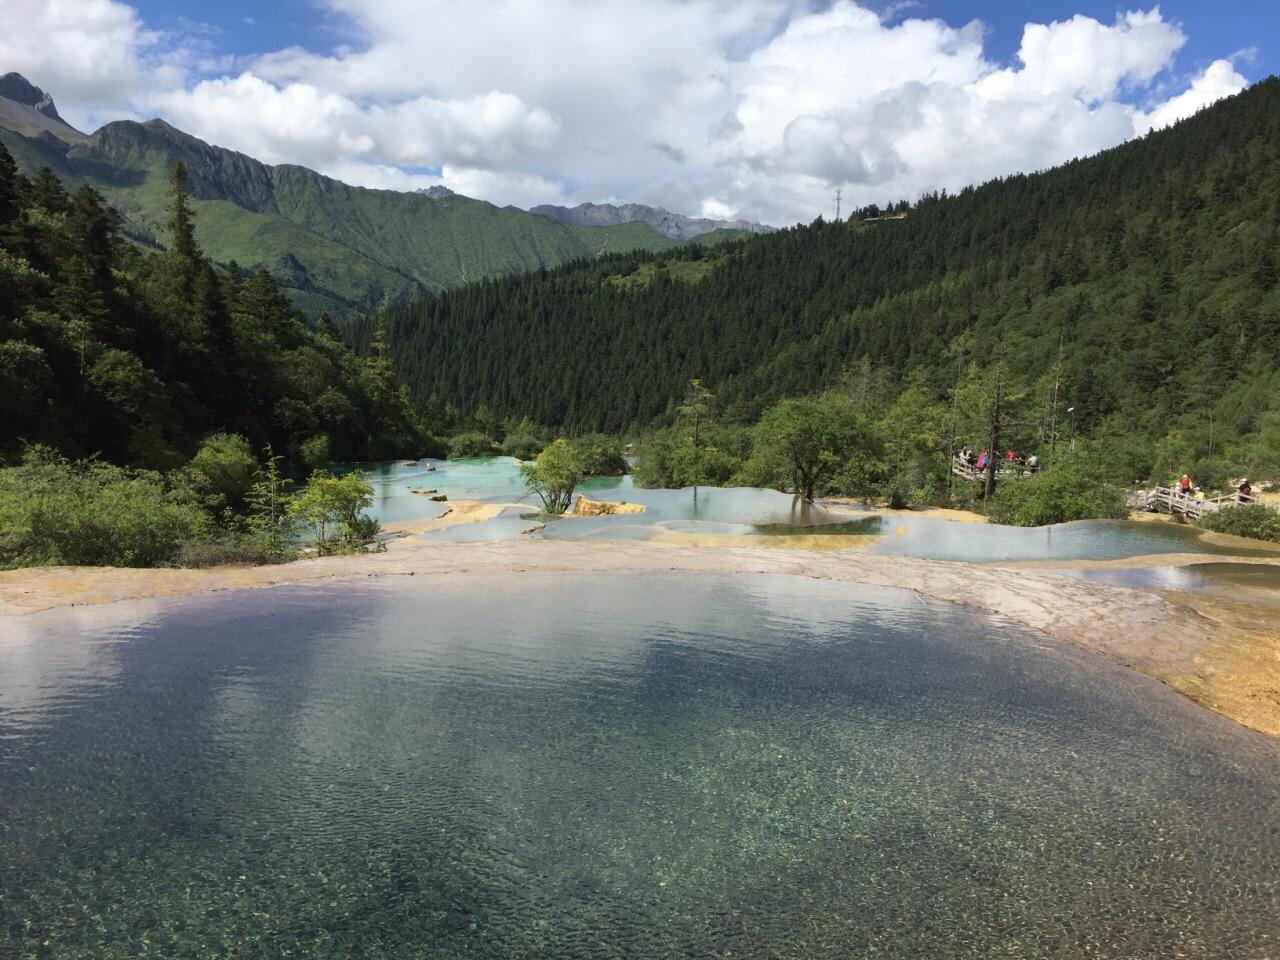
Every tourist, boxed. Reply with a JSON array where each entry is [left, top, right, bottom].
[[1238, 478, 1253, 503], [1027, 453, 1039, 472], [1195, 486, 1206, 502], [1178, 474, 1193, 498], [978, 450, 988, 470]]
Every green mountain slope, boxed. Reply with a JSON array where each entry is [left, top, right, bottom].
[[0, 89, 710, 317], [0, 144, 430, 468], [372, 78, 1280, 478]]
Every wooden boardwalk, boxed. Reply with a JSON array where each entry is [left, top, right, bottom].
[[953, 458, 1268, 520], [1144, 486, 1253, 520], [951, 456, 1037, 485]]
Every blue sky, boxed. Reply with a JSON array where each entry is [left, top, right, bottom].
[[129, 0, 1277, 90], [1, 1, 1270, 222], [951, 1, 1273, 77]]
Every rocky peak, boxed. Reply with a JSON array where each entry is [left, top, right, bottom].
[[529, 200, 773, 241], [0, 72, 64, 123], [416, 185, 455, 199]]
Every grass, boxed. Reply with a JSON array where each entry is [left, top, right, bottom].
[[606, 253, 731, 291]]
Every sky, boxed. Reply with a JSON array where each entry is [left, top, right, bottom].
[[0, 1, 1273, 225]]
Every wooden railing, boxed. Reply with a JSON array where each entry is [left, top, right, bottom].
[[952, 459, 1268, 518], [951, 455, 1039, 485], [1145, 486, 1250, 520]]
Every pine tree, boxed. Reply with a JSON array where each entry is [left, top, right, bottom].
[[0, 143, 20, 233], [166, 162, 199, 263]]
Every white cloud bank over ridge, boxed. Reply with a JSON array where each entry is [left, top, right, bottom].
[[0, 0, 1250, 224]]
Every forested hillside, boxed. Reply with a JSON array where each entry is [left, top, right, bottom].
[[0, 145, 430, 468], [0, 74, 748, 318], [374, 77, 1280, 482]]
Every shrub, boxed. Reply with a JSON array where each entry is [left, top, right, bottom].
[[986, 462, 1128, 527], [672, 444, 739, 486], [570, 434, 628, 476], [189, 433, 257, 512], [244, 445, 294, 555], [0, 447, 205, 568], [288, 470, 379, 554], [1200, 504, 1280, 542], [447, 431, 495, 459], [173, 535, 292, 568], [631, 434, 677, 488], [520, 439, 583, 514], [738, 394, 882, 501], [1185, 459, 1230, 493], [300, 434, 332, 470], [501, 433, 544, 460]]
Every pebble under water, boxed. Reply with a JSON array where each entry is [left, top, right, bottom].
[[2, 573, 1279, 959]]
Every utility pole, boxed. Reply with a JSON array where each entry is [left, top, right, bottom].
[[984, 351, 1004, 501], [834, 188, 842, 222]]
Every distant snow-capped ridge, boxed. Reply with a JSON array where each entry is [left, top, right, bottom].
[[414, 185, 456, 199], [529, 201, 773, 241]]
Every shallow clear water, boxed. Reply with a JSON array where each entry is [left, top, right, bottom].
[[1045, 561, 1280, 600], [358, 457, 535, 523], [2, 573, 1279, 958], [350, 458, 1273, 564], [420, 506, 543, 543], [813, 514, 1270, 562], [544, 484, 854, 541]]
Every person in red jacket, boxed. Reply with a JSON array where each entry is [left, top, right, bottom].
[[1178, 474, 1193, 498], [1238, 478, 1253, 503]]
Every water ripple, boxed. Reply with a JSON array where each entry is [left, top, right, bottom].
[[1, 572, 1278, 958]]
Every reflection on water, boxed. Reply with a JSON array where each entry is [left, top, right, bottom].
[[545, 484, 852, 540], [1047, 562, 1280, 602], [358, 457, 534, 523], [828, 514, 1265, 562], [346, 459, 1272, 564], [2, 573, 1279, 959], [420, 506, 543, 542]]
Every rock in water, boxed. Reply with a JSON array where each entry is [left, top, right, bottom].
[[571, 497, 646, 516]]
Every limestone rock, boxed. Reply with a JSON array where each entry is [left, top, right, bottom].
[[571, 497, 646, 516]]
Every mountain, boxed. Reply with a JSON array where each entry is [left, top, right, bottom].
[[530, 201, 771, 240], [371, 77, 1280, 480], [0, 74, 748, 318], [0, 73, 68, 124], [0, 73, 84, 143], [0, 136, 431, 468]]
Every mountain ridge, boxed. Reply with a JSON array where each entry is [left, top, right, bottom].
[[370, 73, 1280, 486], [530, 200, 772, 240], [0, 73, 84, 144], [0, 72, 67, 123], [0, 72, 750, 317]]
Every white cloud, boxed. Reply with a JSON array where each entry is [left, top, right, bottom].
[[0, 0, 155, 124], [150, 72, 560, 170], [323, 159, 570, 210], [976, 10, 1185, 103], [0, 1, 1253, 224], [1137, 59, 1248, 132]]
